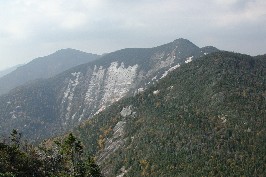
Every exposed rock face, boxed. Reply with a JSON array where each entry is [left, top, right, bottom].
[[0, 38, 219, 140], [120, 106, 133, 117], [98, 120, 127, 163], [58, 62, 139, 130]]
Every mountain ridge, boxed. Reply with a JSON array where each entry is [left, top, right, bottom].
[[0, 49, 100, 96], [0, 39, 219, 141]]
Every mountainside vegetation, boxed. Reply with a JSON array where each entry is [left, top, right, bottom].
[[0, 39, 219, 141], [75, 52, 266, 176]]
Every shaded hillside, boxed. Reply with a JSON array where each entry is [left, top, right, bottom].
[[76, 52, 266, 176], [0, 49, 99, 95], [0, 39, 218, 141]]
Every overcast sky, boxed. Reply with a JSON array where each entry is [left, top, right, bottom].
[[0, 0, 265, 70]]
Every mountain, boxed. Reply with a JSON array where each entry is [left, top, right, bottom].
[[0, 49, 100, 95], [0, 39, 219, 140], [0, 64, 24, 78], [75, 52, 266, 176]]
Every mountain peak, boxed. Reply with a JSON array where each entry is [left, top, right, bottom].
[[56, 48, 81, 52], [173, 38, 192, 43], [170, 38, 198, 48], [152, 38, 199, 53], [53, 48, 88, 55]]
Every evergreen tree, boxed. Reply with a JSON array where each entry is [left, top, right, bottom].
[[0, 131, 103, 176]]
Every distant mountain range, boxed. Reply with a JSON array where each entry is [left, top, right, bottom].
[[0, 38, 218, 140], [0, 64, 24, 78], [0, 48, 100, 95], [76, 52, 266, 176]]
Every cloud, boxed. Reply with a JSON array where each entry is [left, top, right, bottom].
[[0, 0, 265, 70], [212, 0, 266, 26]]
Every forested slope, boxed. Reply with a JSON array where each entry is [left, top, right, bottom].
[[76, 52, 266, 176]]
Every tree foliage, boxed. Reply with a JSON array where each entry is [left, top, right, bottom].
[[0, 131, 103, 177]]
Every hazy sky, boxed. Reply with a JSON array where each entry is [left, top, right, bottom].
[[0, 0, 265, 70]]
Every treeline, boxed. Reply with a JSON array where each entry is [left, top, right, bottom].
[[0, 130, 102, 177]]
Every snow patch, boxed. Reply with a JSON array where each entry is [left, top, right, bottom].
[[137, 88, 144, 93], [116, 166, 129, 177], [61, 72, 81, 120], [153, 90, 160, 95], [120, 105, 133, 117], [63, 72, 81, 101], [219, 115, 227, 123], [152, 75, 157, 81], [185, 56, 193, 63], [168, 86, 174, 90], [71, 112, 77, 120], [161, 63, 180, 79], [94, 106, 106, 116], [85, 65, 106, 103], [101, 62, 138, 106]]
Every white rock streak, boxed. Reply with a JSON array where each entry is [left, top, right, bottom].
[[62, 72, 81, 120], [83, 62, 139, 117], [161, 63, 180, 79], [85, 65, 106, 103], [101, 62, 138, 106]]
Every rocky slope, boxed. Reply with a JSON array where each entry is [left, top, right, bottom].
[[0, 39, 218, 140], [75, 52, 266, 176], [0, 48, 99, 95]]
